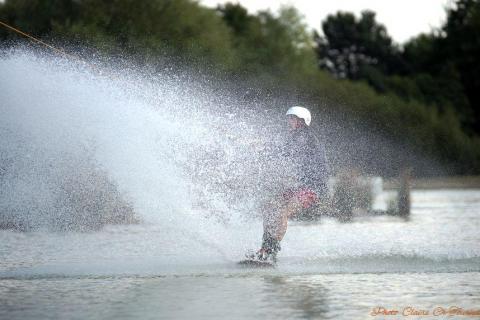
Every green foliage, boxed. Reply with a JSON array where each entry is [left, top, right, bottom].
[[0, 0, 238, 70], [442, 0, 480, 132], [316, 0, 479, 142], [0, 0, 81, 37], [315, 10, 406, 79], [218, 4, 316, 76], [394, 0, 480, 132]]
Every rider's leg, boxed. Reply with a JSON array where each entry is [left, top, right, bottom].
[[259, 197, 303, 261]]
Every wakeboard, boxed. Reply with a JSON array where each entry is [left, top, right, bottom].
[[237, 259, 275, 268]]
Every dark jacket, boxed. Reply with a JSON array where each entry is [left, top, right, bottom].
[[282, 127, 329, 195]]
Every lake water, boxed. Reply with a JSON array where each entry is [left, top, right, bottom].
[[1, 189, 479, 319]]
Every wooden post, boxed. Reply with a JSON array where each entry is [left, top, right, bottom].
[[397, 168, 411, 217]]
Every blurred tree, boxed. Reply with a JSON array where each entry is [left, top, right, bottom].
[[0, 0, 80, 38], [400, 0, 480, 132], [314, 10, 407, 81], [218, 3, 317, 76], [315, 4, 476, 131], [0, 0, 238, 70], [442, 0, 480, 132]]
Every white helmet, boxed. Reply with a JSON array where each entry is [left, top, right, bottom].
[[286, 106, 311, 126]]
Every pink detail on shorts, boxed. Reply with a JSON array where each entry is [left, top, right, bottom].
[[283, 188, 318, 208]]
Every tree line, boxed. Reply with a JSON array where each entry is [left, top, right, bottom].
[[1, 0, 480, 175]]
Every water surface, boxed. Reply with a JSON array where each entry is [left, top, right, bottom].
[[1, 189, 479, 319]]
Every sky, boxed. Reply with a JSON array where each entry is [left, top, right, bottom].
[[201, 0, 453, 44]]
